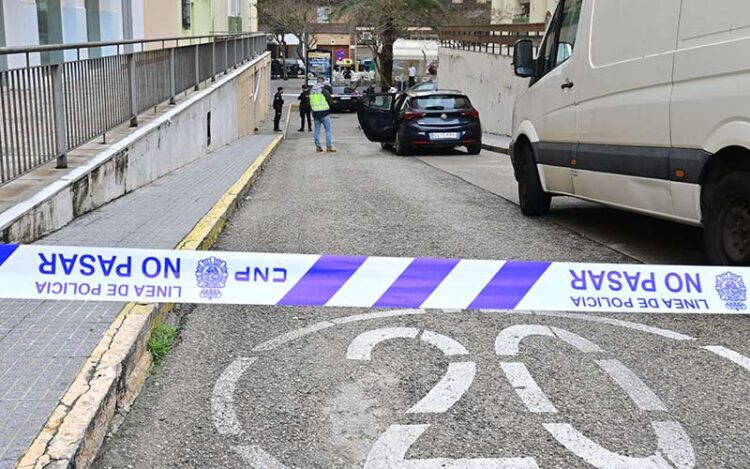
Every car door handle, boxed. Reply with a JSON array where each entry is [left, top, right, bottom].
[[561, 79, 574, 90]]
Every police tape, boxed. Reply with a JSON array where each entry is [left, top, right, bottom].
[[0, 244, 748, 314]]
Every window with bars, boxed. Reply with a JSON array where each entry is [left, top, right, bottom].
[[182, 0, 191, 29]]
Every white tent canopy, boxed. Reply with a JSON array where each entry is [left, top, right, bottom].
[[392, 39, 439, 61]]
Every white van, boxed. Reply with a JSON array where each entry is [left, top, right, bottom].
[[510, 0, 750, 266]]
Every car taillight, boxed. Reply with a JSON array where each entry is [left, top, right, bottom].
[[404, 111, 425, 120], [463, 109, 480, 119], [351, 90, 359, 96]]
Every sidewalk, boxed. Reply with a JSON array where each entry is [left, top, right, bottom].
[[482, 133, 511, 155], [0, 131, 277, 468]]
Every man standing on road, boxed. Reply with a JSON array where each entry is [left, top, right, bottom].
[[408, 64, 417, 88], [310, 77, 336, 153], [364, 83, 376, 95], [273, 87, 284, 132], [298, 85, 312, 132]]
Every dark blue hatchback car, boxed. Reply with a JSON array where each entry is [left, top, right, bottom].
[[357, 90, 482, 156]]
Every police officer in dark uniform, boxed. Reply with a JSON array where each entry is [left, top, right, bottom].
[[273, 87, 284, 132], [297, 85, 312, 132]]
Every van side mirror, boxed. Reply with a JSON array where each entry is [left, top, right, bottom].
[[513, 39, 536, 78]]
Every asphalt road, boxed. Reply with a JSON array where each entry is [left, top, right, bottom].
[[94, 114, 750, 469]]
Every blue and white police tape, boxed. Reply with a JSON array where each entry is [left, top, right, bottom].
[[0, 244, 747, 314]]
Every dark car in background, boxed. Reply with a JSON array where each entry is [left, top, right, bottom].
[[357, 90, 482, 156], [329, 86, 360, 112], [271, 58, 305, 79]]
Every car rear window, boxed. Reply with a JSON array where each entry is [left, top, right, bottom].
[[410, 95, 471, 111]]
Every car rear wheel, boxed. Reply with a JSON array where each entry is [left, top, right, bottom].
[[705, 172, 750, 265], [380, 142, 393, 151], [395, 128, 410, 156], [517, 143, 551, 216], [467, 144, 481, 155]]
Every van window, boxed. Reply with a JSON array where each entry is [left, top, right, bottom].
[[538, 0, 583, 77], [590, 0, 681, 67], [557, 0, 583, 64]]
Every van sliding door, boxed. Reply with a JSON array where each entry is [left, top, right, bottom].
[[573, 0, 681, 216]]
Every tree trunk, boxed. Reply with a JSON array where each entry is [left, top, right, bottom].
[[379, 19, 397, 90], [280, 35, 289, 80]]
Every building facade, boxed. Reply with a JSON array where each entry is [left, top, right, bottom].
[[1, 0, 259, 69], [0, 0, 144, 68], [491, 0, 557, 24]]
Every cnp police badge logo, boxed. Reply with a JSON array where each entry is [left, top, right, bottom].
[[715, 272, 747, 311], [196, 257, 229, 300]]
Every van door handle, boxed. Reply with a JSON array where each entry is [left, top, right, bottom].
[[561, 79, 574, 90]]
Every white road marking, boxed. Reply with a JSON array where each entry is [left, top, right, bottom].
[[702, 345, 750, 372], [544, 423, 675, 468], [653, 421, 696, 469], [495, 324, 604, 356], [420, 330, 470, 356], [531, 312, 696, 341], [326, 256, 413, 307], [346, 327, 420, 361], [420, 259, 506, 309], [253, 309, 427, 352], [233, 444, 290, 469], [364, 424, 541, 469], [332, 309, 425, 325], [407, 362, 476, 414], [478, 309, 534, 316], [495, 325, 554, 356], [214, 309, 708, 467], [500, 362, 558, 413], [253, 321, 336, 352], [595, 359, 667, 412], [551, 327, 604, 353], [211, 357, 257, 436]]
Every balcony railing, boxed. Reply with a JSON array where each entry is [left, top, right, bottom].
[[0, 33, 267, 186], [439, 23, 546, 56]]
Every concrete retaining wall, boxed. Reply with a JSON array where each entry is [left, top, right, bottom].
[[438, 48, 529, 136], [0, 53, 271, 244]]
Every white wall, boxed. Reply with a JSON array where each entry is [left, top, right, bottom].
[[2, 0, 41, 67], [438, 48, 529, 136], [99, 0, 123, 56], [130, 0, 144, 50], [62, 0, 88, 60]]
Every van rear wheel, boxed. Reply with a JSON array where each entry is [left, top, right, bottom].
[[705, 172, 750, 266], [517, 143, 551, 216]]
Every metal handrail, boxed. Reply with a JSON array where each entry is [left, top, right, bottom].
[[0, 32, 265, 56], [0, 33, 269, 186], [439, 23, 546, 56]]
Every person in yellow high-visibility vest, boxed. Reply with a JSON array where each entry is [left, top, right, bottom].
[[310, 77, 336, 153]]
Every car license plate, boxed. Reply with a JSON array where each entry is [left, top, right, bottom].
[[430, 132, 460, 140], [339, 96, 351, 100]]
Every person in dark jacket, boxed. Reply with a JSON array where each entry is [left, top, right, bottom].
[[297, 85, 312, 132], [273, 87, 284, 132], [363, 84, 376, 95]]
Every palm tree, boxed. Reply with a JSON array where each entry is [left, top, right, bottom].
[[334, 0, 445, 89]]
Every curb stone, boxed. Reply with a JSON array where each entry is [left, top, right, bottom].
[[16, 134, 283, 469]]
